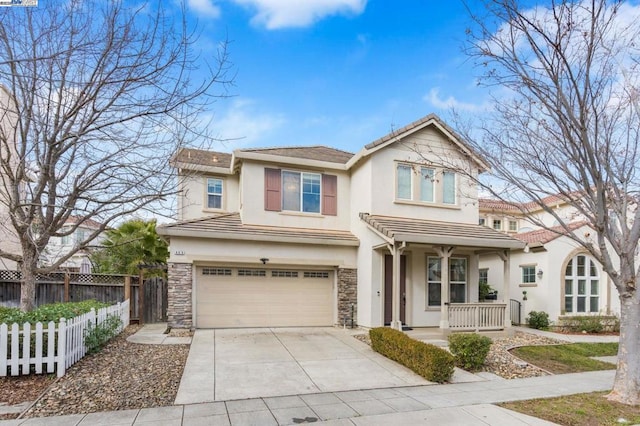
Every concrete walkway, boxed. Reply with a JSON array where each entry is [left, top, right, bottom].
[[0, 370, 615, 425], [125, 323, 192, 345]]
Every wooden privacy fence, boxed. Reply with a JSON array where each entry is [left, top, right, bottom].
[[0, 270, 167, 323], [448, 303, 507, 331], [0, 299, 129, 378]]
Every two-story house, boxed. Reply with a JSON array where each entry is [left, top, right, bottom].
[[479, 197, 620, 324], [158, 114, 524, 331]]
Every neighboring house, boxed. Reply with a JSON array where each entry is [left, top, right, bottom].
[[0, 84, 21, 270], [40, 216, 105, 272], [158, 114, 524, 331], [478, 197, 621, 324]]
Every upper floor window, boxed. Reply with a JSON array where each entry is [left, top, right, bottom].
[[396, 163, 456, 205], [397, 165, 412, 200], [283, 171, 321, 213], [442, 171, 455, 204], [264, 168, 337, 215], [508, 220, 518, 232], [420, 167, 435, 202], [479, 218, 486, 226], [493, 219, 502, 230], [207, 178, 223, 209]]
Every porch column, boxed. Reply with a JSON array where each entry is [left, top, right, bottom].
[[389, 241, 406, 331], [436, 246, 453, 329], [499, 250, 512, 328]]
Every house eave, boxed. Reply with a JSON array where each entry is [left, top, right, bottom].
[[174, 161, 235, 175], [159, 227, 360, 247], [233, 151, 348, 171]]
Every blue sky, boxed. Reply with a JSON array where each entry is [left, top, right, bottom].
[[183, 0, 491, 154]]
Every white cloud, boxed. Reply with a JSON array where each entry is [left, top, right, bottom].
[[187, 0, 221, 18], [424, 88, 489, 113], [210, 98, 286, 148], [232, 0, 367, 29]]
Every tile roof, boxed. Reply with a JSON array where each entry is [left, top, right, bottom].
[[172, 148, 232, 169], [360, 213, 525, 249], [65, 216, 103, 229], [238, 146, 354, 164], [513, 222, 588, 244], [157, 213, 359, 246], [479, 192, 581, 213]]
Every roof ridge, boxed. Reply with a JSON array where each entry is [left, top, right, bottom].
[[238, 145, 354, 155]]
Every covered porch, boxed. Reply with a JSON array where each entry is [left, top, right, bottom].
[[360, 213, 526, 332]]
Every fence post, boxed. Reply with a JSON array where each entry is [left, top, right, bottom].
[[64, 272, 70, 302], [57, 318, 66, 378], [138, 270, 145, 325]]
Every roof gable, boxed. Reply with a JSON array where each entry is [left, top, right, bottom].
[[348, 113, 489, 171]]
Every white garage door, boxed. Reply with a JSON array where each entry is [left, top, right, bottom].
[[195, 267, 334, 328]]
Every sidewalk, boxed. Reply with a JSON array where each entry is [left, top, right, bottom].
[[0, 369, 613, 425]]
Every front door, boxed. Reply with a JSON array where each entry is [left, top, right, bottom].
[[384, 254, 406, 325]]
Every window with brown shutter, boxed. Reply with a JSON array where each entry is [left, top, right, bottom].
[[322, 174, 337, 216], [264, 168, 282, 211]]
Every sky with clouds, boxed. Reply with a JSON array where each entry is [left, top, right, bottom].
[[182, 0, 494, 153]]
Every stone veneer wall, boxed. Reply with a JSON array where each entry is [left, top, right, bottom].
[[337, 268, 357, 327], [167, 262, 193, 329]]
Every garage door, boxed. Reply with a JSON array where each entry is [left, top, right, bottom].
[[195, 267, 334, 328]]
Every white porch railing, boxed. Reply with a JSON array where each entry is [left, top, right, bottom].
[[448, 303, 507, 331], [0, 299, 129, 378]]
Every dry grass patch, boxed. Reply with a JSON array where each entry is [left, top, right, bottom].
[[510, 343, 618, 374], [500, 392, 640, 426]]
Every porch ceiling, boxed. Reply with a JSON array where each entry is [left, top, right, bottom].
[[360, 213, 526, 249]]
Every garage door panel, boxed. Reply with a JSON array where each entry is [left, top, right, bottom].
[[196, 268, 333, 328]]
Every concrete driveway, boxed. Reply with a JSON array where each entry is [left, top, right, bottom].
[[175, 328, 431, 404]]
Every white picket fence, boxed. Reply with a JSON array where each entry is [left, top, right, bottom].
[[0, 299, 129, 378]]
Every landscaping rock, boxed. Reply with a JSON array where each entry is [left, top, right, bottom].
[[20, 325, 190, 419]]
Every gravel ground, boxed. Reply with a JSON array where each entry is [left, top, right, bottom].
[[354, 330, 562, 379], [17, 325, 190, 419]]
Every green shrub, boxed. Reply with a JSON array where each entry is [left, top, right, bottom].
[[558, 315, 619, 334], [527, 311, 550, 330], [84, 315, 122, 355], [0, 300, 110, 325], [448, 333, 492, 371], [369, 327, 454, 383]]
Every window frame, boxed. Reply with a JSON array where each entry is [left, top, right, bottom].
[[508, 220, 518, 232], [564, 254, 599, 314], [395, 162, 457, 205], [426, 256, 467, 307], [492, 219, 502, 230], [282, 170, 322, 214], [206, 177, 224, 210], [521, 265, 536, 284]]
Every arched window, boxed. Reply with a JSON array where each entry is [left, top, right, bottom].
[[564, 254, 599, 313]]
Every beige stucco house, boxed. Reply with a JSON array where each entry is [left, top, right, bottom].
[[158, 114, 524, 331], [478, 197, 620, 325]]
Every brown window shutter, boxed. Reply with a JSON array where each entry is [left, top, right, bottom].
[[264, 168, 282, 211], [322, 174, 337, 216]]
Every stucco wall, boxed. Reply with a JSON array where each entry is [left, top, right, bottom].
[[238, 160, 352, 230], [179, 172, 240, 220]]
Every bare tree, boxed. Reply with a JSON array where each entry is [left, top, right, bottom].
[[0, 0, 231, 311], [452, 0, 640, 405]]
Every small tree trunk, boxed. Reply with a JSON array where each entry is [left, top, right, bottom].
[[19, 247, 38, 312], [607, 289, 640, 405]]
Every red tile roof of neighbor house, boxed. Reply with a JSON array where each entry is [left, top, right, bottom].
[[513, 221, 589, 244], [172, 148, 233, 169], [480, 191, 585, 213], [239, 146, 354, 164]]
